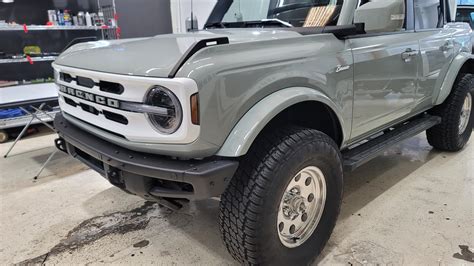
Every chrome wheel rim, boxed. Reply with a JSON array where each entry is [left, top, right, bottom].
[[459, 92, 472, 135], [277, 166, 327, 248]]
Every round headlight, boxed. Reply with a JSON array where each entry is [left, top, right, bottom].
[[146, 86, 182, 134]]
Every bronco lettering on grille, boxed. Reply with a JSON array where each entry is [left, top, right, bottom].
[[59, 85, 120, 108]]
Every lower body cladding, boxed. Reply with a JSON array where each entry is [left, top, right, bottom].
[[53, 114, 239, 208]]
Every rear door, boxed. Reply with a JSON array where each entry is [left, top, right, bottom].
[[412, 0, 456, 113], [349, 0, 419, 140]]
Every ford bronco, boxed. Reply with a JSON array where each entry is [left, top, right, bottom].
[[52, 0, 473, 264]]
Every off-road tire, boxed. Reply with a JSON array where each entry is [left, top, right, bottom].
[[219, 126, 343, 265], [427, 74, 473, 151]]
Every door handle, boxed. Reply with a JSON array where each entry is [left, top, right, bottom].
[[401, 49, 418, 62]]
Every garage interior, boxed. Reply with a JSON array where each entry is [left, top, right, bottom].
[[1, 0, 473, 265]]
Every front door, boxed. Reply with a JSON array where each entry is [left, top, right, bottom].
[[349, 33, 419, 139], [348, 0, 420, 140]]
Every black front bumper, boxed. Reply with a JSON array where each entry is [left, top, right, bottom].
[[54, 114, 239, 201]]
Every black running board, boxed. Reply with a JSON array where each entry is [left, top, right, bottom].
[[343, 115, 441, 171]]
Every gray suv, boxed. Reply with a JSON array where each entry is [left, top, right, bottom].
[[52, 0, 474, 264]]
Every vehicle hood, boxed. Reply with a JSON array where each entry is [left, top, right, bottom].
[[54, 29, 301, 78]]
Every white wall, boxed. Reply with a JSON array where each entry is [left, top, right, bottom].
[[170, 0, 217, 33]]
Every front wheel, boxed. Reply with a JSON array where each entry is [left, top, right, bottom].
[[219, 126, 343, 265]]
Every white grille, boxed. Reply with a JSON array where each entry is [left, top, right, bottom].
[[53, 64, 200, 144]]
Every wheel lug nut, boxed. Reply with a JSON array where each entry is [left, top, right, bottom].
[[289, 224, 296, 234], [302, 213, 308, 222], [279, 222, 284, 232]]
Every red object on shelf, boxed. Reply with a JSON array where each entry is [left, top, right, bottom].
[[26, 55, 33, 65], [46, 21, 53, 26], [101, 25, 109, 29], [23, 24, 28, 33], [116, 26, 121, 39]]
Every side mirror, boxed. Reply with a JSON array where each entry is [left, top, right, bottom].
[[354, 0, 405, 33]]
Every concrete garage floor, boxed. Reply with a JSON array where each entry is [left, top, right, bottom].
[[0, 130, 472, 265]]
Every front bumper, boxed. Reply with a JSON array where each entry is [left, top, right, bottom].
[[54, 113, 239, 201]]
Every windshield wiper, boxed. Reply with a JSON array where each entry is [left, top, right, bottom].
[[260, 18, 294, 28], [205, 19, 293, 29], [204, 22, 227, 29]]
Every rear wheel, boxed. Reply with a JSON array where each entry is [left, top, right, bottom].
[[219, 126, 343, 265], [427, 74, 473, 151]]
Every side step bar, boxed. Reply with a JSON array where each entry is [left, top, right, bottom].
[[343, 115, 441, 171]]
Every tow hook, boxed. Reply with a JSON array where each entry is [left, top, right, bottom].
[[54, 138, 67, 153], [106, 167, 124, 189]]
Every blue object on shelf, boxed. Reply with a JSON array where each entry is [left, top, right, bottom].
[[0, 108, 25, 119]]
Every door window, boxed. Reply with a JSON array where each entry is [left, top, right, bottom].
[[414, 0, 446, 30]]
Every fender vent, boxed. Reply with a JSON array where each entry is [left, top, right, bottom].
[[168, 37, 230, 78]]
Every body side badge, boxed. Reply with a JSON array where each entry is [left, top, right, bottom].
[[336, 65, 350, 73]]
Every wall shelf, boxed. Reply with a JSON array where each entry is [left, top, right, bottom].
[[0, 25, 116, 31], [0, 56, 58, 64], [0, 0, 118, 91]]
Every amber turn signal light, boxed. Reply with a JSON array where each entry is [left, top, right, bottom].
[[191, 93, 200, 125]]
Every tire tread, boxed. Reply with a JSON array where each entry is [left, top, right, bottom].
[[427, 74, 473, 151], [219, 126, 342, 264]]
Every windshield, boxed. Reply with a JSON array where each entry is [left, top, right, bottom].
[[206, 0, 344, 28]]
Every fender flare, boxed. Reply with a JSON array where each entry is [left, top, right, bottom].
[[435, 52, 474, 105], [216, 87, 346, 157]]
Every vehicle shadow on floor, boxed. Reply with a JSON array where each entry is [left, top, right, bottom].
[[37, 135, 442, 264], [79, 188, 235, 263], [174, 199, 237, 262], [164, 137, 443, 264], [340, 136, 440, 221], [314, 136, 442, 263]]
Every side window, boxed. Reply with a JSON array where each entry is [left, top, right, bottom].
[[414, 0, 445, 30], [353, 0, 406, 33]]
